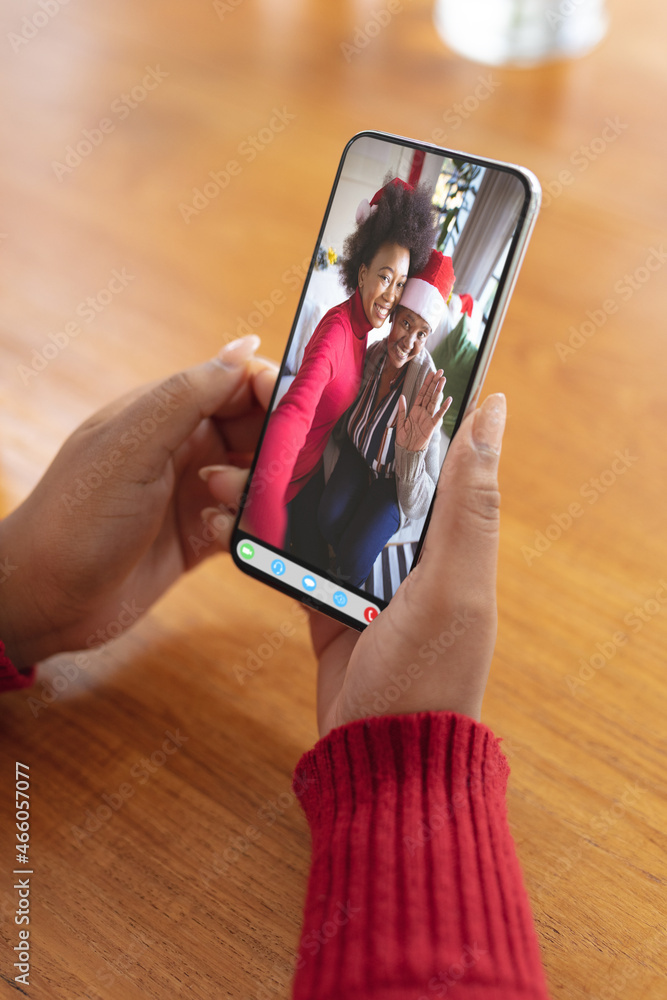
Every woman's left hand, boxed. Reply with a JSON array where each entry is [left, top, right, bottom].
[[311, 393, 506, 737], [395, 368, 452, 453], [0, 336, 277, 672]]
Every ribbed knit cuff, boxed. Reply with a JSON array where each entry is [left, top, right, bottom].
[[394, 444, 425, 485], [291, 711, 550, 1000], [0, 640, 36, 693]]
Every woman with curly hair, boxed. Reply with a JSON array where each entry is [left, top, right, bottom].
[[243, 176, 436, 559]]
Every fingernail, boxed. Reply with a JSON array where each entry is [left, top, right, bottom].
[[199, 464, 234, 482], [201, 506, 232, 533], [217, 334, 261, 369], [472, 393, 506, 456]]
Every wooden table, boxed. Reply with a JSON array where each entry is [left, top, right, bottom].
[[1, 1, 665, 996]]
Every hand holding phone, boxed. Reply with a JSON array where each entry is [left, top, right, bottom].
[[310, 391, 506, 737]]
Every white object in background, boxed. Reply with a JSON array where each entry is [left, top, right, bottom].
[[433, 0, 608, 66]]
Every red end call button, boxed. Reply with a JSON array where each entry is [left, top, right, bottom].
[[364, 606, 379, 623]]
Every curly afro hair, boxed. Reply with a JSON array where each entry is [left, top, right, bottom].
[[338, 176, 437, 296]]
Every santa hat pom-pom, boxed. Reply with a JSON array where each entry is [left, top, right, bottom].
[[355, 199, 372, 225]]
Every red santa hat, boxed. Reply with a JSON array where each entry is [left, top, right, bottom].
[[356, 177, 414, 225], [399, 249, 455, 332]]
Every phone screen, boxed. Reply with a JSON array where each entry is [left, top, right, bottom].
[[232, 131, 539, 629]]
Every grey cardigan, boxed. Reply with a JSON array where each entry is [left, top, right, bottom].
[[357, 338, 441, 528]]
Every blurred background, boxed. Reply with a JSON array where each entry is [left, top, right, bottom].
[[0, 1, 665, 998]]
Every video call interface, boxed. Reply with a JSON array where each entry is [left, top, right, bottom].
[[236, 134, 527, 627]]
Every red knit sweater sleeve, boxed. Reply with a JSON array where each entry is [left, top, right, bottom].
[[0, 640, 36, 693], [291, 712, 551, 1000]]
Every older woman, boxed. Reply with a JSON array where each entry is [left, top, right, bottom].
[[241, 178, 436, 560], [318, 250, 456, 588]]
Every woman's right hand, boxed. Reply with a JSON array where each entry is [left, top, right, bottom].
[[0, 337, 278, 672], [310, 393, 506, 737], [395, 368, 452, 453]]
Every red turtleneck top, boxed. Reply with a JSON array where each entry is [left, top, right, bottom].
[[243, 287, 372, 548]]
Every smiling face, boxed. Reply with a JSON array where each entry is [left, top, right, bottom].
[[386, 305, 431, 368], [358, 242, 410, 329]]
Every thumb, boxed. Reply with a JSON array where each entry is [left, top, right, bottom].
[[419, 393, 506, 593], [397, 393, 407, 424], [108, 339, 261, 477]]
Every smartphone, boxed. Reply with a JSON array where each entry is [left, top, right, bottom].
[[231, 130, 541, 630]]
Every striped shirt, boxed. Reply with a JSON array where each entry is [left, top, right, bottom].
[[346, 349, 407, 478]]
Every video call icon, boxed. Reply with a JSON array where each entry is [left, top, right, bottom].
[[236, 539, 379, 627]]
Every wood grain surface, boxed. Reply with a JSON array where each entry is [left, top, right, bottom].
[[0, 1, 665, 997]]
